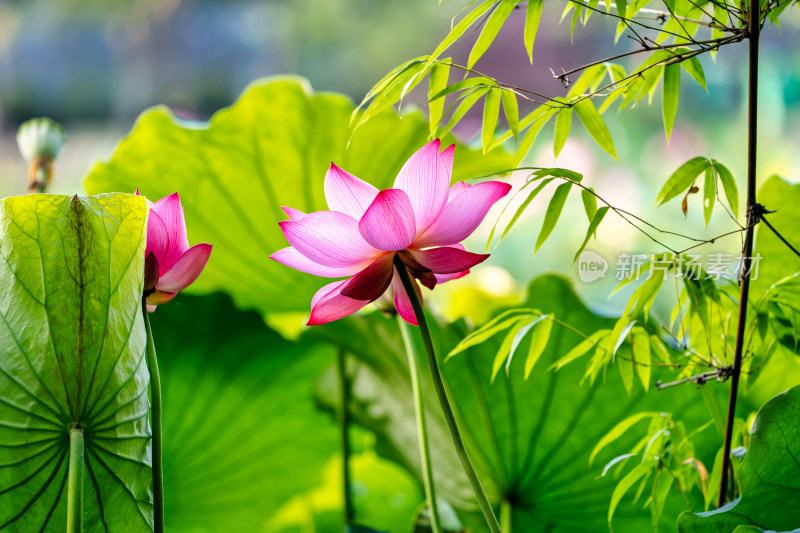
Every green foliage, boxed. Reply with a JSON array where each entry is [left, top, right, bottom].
[[655, 157, 739, 221], [313, 275, 711, 532], [0, 194, 152, 532], [84, 77, 513, 317], [148, 293, 340, 532], [677, 385, 800, 532]]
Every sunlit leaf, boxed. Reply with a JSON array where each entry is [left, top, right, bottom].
[[440, 86, 491, 137], [428, 76, 497, 103], [573, 206, 609, 265], [703, 166, 716, 226], [482, 88, 502, 153], [581, 188, 598, 222], [425, 0, 498, 69], [501, 89, 520, 142], [655, 157, 710, 207], [711, 160, 739, 217], [524, 316, 553, 379], [574, 99, 618, 160], [467, 0, 516, 69], [536, 182, 573, 252], [524, 0, 543, 63], [0, 194, 152, 532], [609, 461, 655, 530], [662, 64, 680, 141], [553, 107, 572, 159], [590, 412, 661, 465], [428, 61, 452, 137]]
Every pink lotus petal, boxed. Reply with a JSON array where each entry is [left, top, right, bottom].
[[308, 280, 370, 326], [391, 269, 421, 326], [270, 247, 364, 278], [156, 243, 213, 293], [340, 253, 394, 301], [324, 164, 379, 219], [435, 269, 469, 284], [279, 211, 379, 267], [358, 189, 417, 252], [282, 206, 306, 220], [447, 181, 470, 202], [146, 289, 177, 307], [145, 209, 170, 265], [415, 181, 512, 247], [393, 140, 451, 235], [150, 192, 191, 269], [410, 246, 489, 274], [146, 304, 157, 313]]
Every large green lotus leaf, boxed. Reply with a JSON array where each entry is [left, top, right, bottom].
[[677, 385, 800, 533], [0, 193, 152, 532], [147, 292, 340, 532], [313, 275, 710, 532], [753, 176, 800, 290], [83, 76, 514, 316]]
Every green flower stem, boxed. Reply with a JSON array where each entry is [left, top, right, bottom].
[[500, 500, 512, 533], [66, 427, 84, 533], [142, 299, 165, 533], [336, 348, 354, 526], [397, 316, 442, 533], [394, 257, 502, 533]]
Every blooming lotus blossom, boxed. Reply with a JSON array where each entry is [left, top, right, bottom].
[[271, 139, 511, 325], [137, 191, 213, 312]]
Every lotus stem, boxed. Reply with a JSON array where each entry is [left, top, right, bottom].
[[394, 257, 502, 533], [397, 316, 443, 533], [142, 299, 165, 533], [336, 348, 354, 526], [67, 427, 84, 533]]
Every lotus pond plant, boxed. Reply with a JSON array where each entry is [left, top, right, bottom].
[[273, 139, 510, 532]]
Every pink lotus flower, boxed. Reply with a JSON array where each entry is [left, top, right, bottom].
[[270, 140, 511, 325], [137, 191, 213, 312]]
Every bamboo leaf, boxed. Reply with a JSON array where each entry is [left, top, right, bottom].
[[548, 330, 610, 372], [681, 55, 707, 91], [439, 86, 491, 137], [574, 99, 618, 160], [703, 166, 716, 226], [468, 0, 517, 69], [573, 206, 609, 265], [426, 0, 498, 69], [524, 317, 553, 378], [498, 316, 547, 380], [502, 89, 520, 142], [662, 64, 680, 141], [524, 0, 544, 63], [482, 88, 502, 153], [631, 331, 651, 392], [590, 412, 660, 465], [536, 182, 573, 252], [553, 107, 572, 159], [655, 156, 710, 206], [582, 187, 598, 222], [428, 76, 497, 103], [428, 61, 451, 137], [712, 160, 739, 216], [447, 309, 534, 359], [499, 177, 555, 243]]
